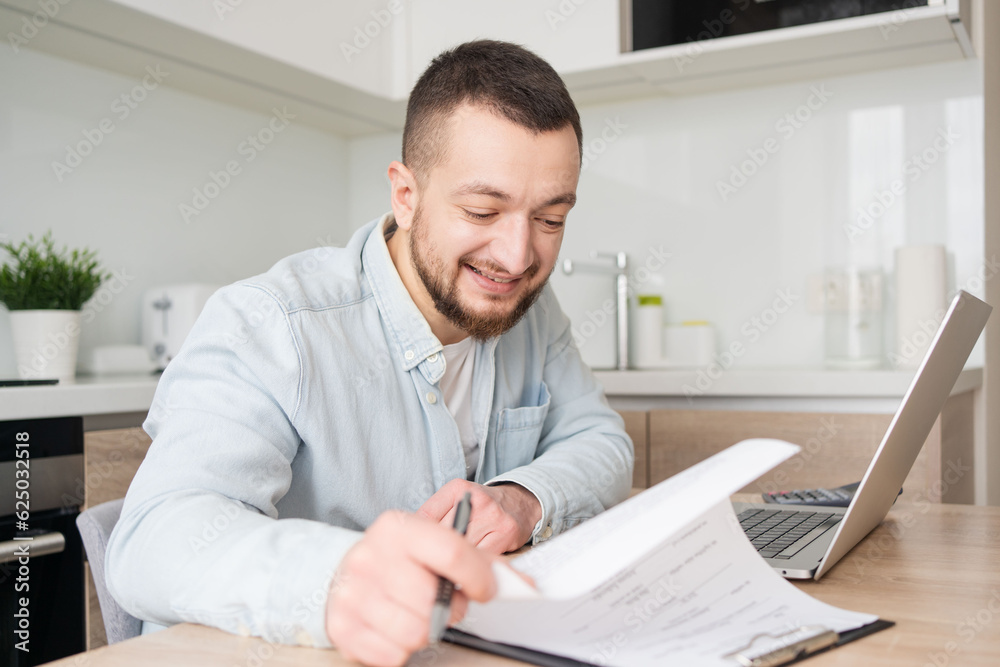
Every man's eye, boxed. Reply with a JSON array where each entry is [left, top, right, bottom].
[[540, 219, 564, 229], [462, 209, 493, 220]]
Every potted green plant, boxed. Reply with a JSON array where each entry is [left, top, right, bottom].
[[0, 231, 110, 380]]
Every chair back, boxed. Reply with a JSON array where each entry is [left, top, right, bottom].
[[76, 498, 143, 644]]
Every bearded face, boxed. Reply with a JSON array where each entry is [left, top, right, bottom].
[[407, 202, 550, 341]]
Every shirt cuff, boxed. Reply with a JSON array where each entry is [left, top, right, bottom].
[[485, 469, 561, 545]]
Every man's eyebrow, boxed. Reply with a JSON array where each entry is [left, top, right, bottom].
[[540, 192, 577, 208], [450, 182, 577, 208], [450, 182, 511, 202]]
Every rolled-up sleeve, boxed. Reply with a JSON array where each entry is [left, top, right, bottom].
[[486, 290, 634, 544], [105, 282, 359, 648]]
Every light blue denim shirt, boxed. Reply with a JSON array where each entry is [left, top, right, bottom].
[[105, 213, 633, 648]]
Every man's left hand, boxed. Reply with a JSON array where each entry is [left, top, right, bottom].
[[418, 480, 543, 555]]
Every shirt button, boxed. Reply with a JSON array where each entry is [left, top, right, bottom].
[[540, 525, 553, 539], [426, 392, 438, 404], [428, 353, 439, 362], [404, 350, 415, 361]]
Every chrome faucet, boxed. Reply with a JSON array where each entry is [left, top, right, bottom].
[[562, 251, 629, 371]]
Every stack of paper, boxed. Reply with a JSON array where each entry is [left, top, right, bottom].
[[458, 439, 879, 666]]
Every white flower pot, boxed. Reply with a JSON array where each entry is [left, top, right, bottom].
[[9, 309, 82, 381]]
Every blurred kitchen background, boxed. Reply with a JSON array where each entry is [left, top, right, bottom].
[[1, 0, 998, 500]]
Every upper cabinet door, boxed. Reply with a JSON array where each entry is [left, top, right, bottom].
[[107, 0, 400, 98], [405, 0, 622, 89]]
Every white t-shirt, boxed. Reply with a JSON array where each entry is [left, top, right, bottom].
[[439, 336, 479, 479]]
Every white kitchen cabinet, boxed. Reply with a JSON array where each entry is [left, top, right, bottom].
[[0, 0, 408, 135], [404, 0, 622, 90], [0, 0, 978, 133], [405, 1, 976, 105], [105, 0, 403, 99]]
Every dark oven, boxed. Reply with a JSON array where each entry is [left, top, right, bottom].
[[1, 417, 86, 666]]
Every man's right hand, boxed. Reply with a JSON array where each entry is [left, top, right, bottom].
[[325, 510, 498, 666]]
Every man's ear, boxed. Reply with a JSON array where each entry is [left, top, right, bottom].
[[387, 161, 419, 230]]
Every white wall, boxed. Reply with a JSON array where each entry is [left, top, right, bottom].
[[0, 46, 352, 377], [0, 46, 985, 377], [562, 59, 985, 370], [347, 59, 985, 370]]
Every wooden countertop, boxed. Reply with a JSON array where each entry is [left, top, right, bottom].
[[43, 498, 1000, 666]]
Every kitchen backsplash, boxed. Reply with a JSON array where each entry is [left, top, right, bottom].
[[350, 59, 986, 371], [0, 45, 984, 376], [0, 46, 352, 377]]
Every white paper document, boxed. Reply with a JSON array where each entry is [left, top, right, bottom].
[[459, 439, 878, 666]]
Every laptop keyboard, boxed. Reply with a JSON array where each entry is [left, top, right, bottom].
[[737, 508, 842, 560]]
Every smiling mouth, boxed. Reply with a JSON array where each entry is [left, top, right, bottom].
[[467, 264, 517, 284]]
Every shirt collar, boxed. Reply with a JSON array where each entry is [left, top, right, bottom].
[[362, 212, 445, 375]]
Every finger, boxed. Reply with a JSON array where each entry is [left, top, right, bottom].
[[473, 529, 514, 556], [356, 592, 429, 655], [335, 618, 411, 667], [397, 517, 497, 602], [377, 556, 448, 619], [459, 495, 506, 546], [437, 504, 458, 529], [448, 590, 469, 626], [417, 483, 466, 521]]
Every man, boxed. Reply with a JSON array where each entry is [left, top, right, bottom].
[[106, 40, 633, 667]]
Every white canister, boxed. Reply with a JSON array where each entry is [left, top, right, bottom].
[[664, 321, 715, 368], [633, 295, 667, 369]]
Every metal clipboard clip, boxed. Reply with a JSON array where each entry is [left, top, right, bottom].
[[723, 625, 839, 667]]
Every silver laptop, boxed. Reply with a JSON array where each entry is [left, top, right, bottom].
[[733, 290, 991, 580]]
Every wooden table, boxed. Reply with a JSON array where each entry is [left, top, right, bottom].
[[44, 499, 1000, 666]]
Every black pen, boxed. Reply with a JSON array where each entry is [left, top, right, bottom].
[[429, 492, 472, 642]]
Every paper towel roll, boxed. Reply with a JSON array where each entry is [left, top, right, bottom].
[[895, 244, 947, 369]]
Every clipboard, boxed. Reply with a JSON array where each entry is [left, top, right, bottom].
[[443, 618, 895, 667]]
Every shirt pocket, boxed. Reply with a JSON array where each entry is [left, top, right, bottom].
[[494, 381, 551, 473]]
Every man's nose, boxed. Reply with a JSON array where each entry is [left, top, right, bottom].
[[489, 216, 534, 277]]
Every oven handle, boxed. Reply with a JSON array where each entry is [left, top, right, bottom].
[[0, 532, 66, 563]]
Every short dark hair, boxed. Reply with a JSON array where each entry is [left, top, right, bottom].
[[402, 40, 583, 185]]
